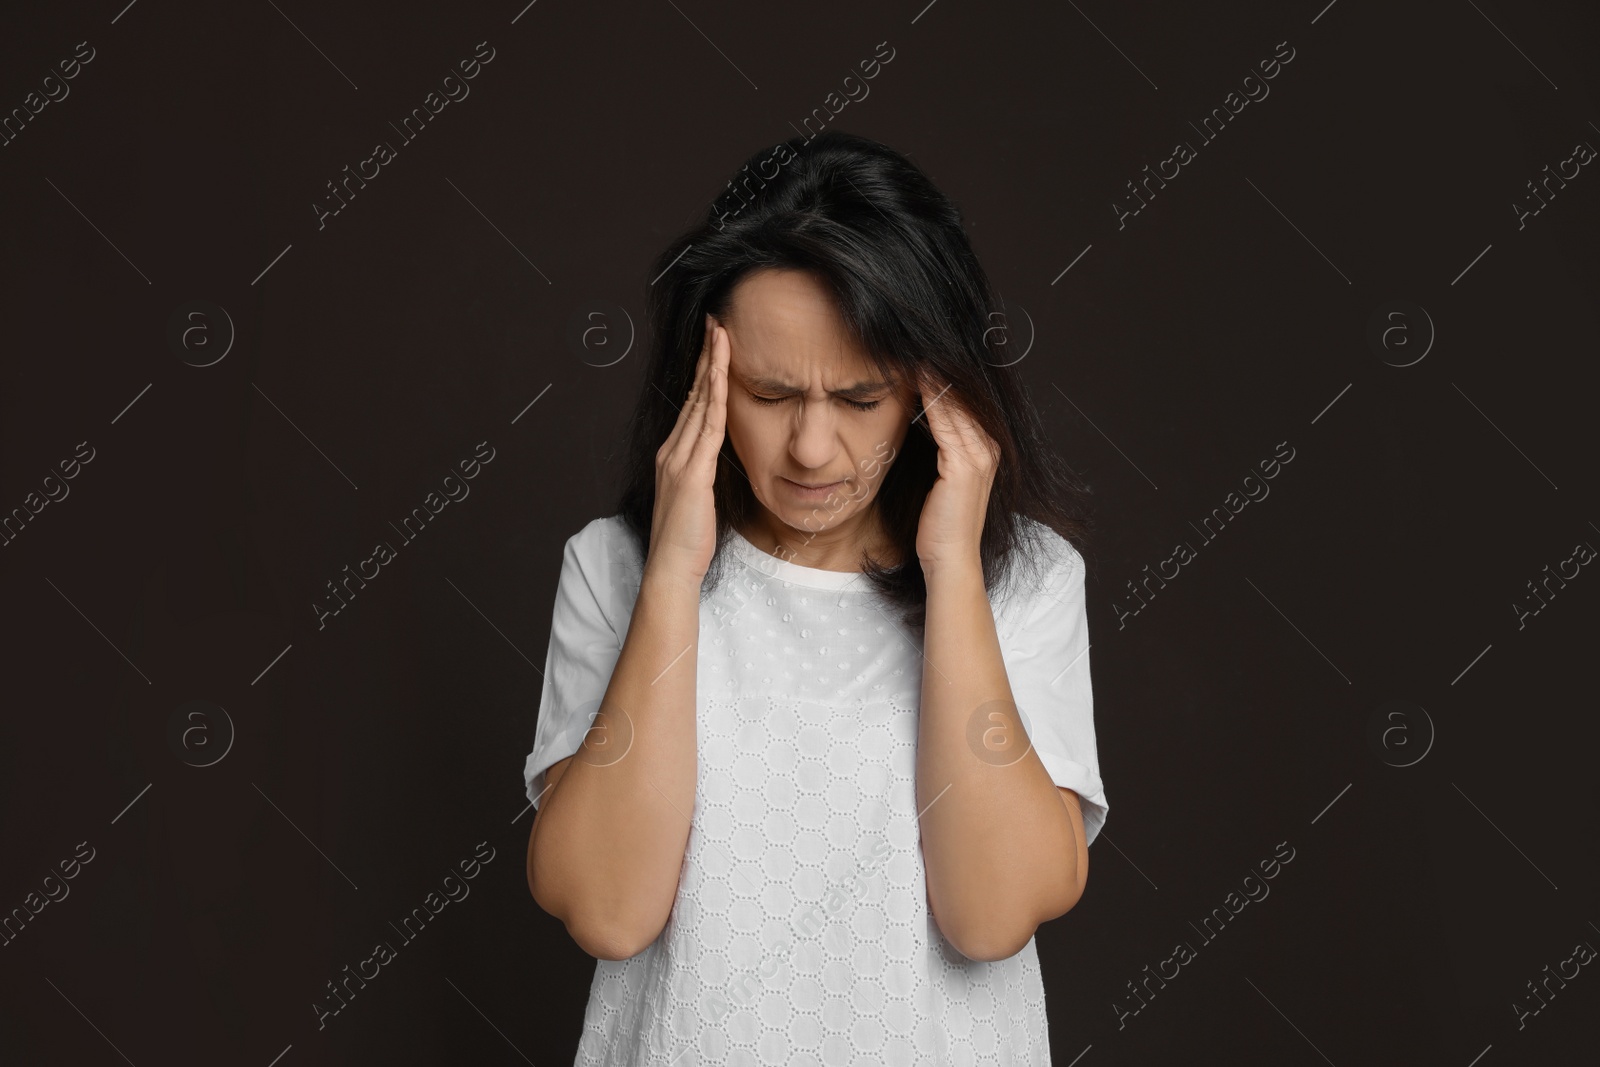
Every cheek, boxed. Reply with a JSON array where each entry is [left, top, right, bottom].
[[725, 410, 775, 460], [721, 412, 748, 458], [839, 477, 873, 503], [864, 408, 911, 453]]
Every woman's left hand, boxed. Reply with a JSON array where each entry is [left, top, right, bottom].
[[913, 370, 1000, 576]]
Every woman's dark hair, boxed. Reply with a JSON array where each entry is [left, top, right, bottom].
[[614, 129, 1093, 631]]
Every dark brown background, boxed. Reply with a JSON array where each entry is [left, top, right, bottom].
[[1, 1, 1596, 1064]]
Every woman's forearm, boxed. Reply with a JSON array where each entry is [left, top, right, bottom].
[[916, 556, 1083, 962], [529, 565, 702, 958]]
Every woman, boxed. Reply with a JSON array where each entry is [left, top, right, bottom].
[[523, 129, 1109, 1065]]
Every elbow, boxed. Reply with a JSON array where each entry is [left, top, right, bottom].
[[526, 818, 554, 909], [575, 902, 669, 960], [934, 903, 1037, 962], [526, 825, 664, 961], [1035, 837, 1090, 926], [531, 873, 654, 960], [941, 880, 1088, 962], [945, 921, 1036, 964], [1038, 873, 1088, 925], [531, 844, 662, 959], [566, 916, 654, 961], [527, 820, 580, 934], [533, 876, 654, 959]]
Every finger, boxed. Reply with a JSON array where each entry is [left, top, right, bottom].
[[659, 380, 692, 460], [929, 391, 993, 467], [921, 378, 969, 457], [661, 317, 717, 459], [919, 373, 949, 431], [945, 393, 989, 452], [913, 370, 944, 428], [676, 324, 720, 465], [693, 325, 730, 465], [686, 315, 718, 399], [686, 326, 723, 463]]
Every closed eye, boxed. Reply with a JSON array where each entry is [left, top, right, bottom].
[[751, 394, 882, 413]]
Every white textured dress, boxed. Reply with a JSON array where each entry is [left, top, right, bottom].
[[523, 515, 1108, 1066]]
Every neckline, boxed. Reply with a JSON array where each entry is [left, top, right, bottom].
[[724, 526, 874, 591]]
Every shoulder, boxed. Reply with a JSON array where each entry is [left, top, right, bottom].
[[559, 515, 645, 618], [1017, 515, 1084, 576], [565, 514, 621, 558], [1008, 515, 1084, 595], [564, 515, 644, 566], [994, 516, 1085, 633]]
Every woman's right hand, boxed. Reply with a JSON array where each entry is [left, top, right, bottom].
[[645, 313, 730, 586]]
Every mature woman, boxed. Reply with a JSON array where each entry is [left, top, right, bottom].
[[524, 129, 1108, 1065]]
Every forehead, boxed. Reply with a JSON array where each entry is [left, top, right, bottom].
[[724, 269, 878, 379]]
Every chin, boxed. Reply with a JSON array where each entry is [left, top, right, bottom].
[[799, 505, 857, 533], [762, 478, 866, 529]]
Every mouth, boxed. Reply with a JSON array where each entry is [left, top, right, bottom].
[[783, 477, 845, 491]]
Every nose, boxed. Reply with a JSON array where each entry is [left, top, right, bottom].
[[787, 398, 843, 474]]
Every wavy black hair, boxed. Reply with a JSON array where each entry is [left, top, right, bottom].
[[614, 129, 1092, 632]]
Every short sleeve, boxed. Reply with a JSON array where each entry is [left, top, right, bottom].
[[522, 517, 639, 809], [997, 526, 1109, 847]]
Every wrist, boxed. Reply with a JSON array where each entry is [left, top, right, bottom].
[[920, 553, 984, 590], [641, 561, 705, 598]]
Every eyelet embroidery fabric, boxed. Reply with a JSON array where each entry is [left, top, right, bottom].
[[523, 516, 1108, 1066]]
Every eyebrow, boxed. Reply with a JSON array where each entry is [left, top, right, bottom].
[[738, 374, 892, 400]]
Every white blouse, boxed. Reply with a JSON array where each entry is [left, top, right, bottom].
[[523, 514, 1108, 1065]]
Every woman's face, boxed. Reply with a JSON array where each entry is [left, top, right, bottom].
[[717, 268, 917, 541]]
